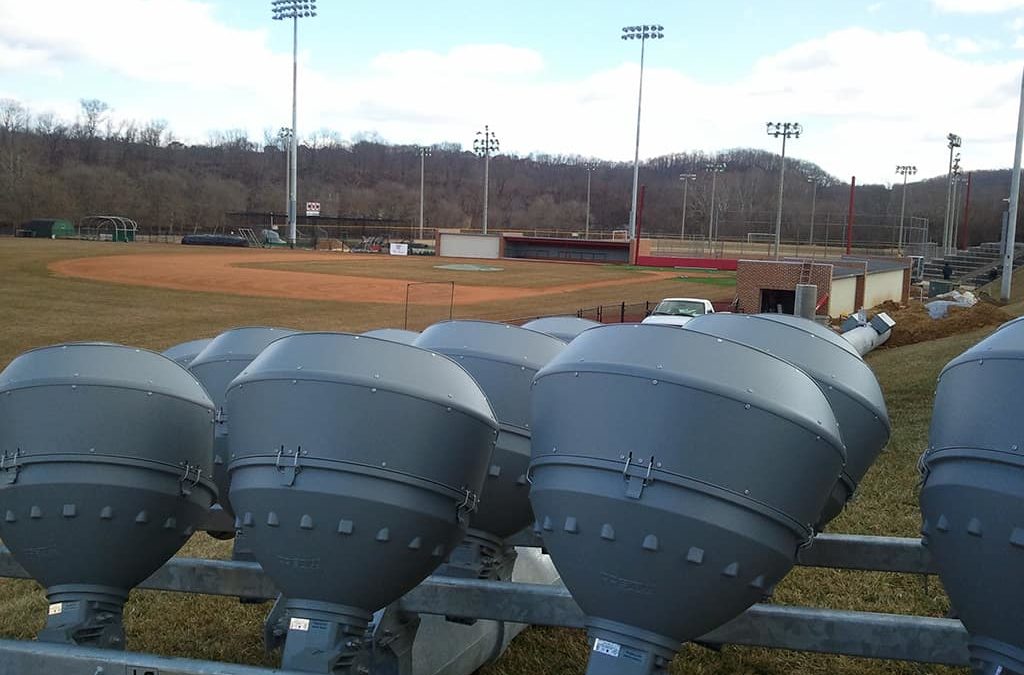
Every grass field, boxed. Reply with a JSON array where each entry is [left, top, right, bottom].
[[0, 238, 1003, 674]]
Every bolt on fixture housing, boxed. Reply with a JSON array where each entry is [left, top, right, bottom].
[[188, 327, 299, 526], [528, 324, 845, 675], [920, 316, 1024, 674], [684, 313, 890, 528], [414, 321, 566, 577], [0, 343, 217, 650], [226, 332, 499, 673], [162, 338, 213, 368], [521, 316, 602, 343]]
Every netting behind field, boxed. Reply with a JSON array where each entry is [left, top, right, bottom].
[[403, 281, 455, 330]]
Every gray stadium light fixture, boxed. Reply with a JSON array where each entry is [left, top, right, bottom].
[[920, 318, 1024, 674], [360, 328, 420, 345], [0, 344, 216, 649], [685, 313, 890, 528], [529, 324, 845, 675], [188, 327, 299, 523], [413, 321, 565, 576], [521, 316, 602, 343], [226, 333, 499, 672], [161, 337, 213, 368]]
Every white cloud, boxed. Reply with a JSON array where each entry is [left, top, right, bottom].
[[0, 1, 1021, 184], [950, 37, 1003, 53], [933, 0, 1024, 12], [867, 2, 884, 13]]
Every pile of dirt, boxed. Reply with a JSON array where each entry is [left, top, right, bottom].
[[869, 300, 1012, 348]]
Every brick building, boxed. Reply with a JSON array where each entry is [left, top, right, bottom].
[[736, 258, 912, 318]]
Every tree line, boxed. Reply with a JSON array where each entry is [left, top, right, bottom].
[[0, 98, 1016, 246]]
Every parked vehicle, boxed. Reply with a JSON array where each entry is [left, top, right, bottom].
[[641, 297, 715, 326]]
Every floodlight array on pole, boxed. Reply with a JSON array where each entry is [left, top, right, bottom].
[[679, 173, 696, 241], [271, 0, 317, 249], [585, 165, 596, 238], [417, 147, 432, 241], [896, 165, 917, 252], [766, 122, 802, 260], [473, 125, 500, 235], [621, 23, 664, 240], [807, 176, 824, 247], [942, 133, 962, 256], [705, 162, 726, 247]]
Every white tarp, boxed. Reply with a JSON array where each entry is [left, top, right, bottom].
[[926, 291, 977, 319]]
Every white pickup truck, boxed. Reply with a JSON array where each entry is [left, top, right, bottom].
[[641, 297, 715, 327]]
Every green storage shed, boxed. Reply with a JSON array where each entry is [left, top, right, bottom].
[[17, 219, 76, 239]]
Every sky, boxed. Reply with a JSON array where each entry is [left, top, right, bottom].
[[1, 0, 1023, 184]]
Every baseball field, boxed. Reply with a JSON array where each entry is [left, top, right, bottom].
[[0, 238, 1004, 674]]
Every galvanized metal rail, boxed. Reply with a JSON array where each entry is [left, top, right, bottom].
[[0, 538, 965, 673]]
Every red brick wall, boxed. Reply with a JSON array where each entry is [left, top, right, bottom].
[[736, 260, 833, 314]]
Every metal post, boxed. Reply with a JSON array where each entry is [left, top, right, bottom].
[[775, 133, 787, 259], [418, 148, 428, 240], [483, 151, 490, 235], [289, 14, 298, 248], [585, 166, 593, 238], [847, 176, 856, 254], [679, 173, 695, 241], [708, 170, 717, 248], [808, 179, 818, 247], [272, 1, 317, 248], [961, 172, 972, 249], [951, 175, 963, 252], [896, 165, 916, 252], [621, 24, 664, 240], [681, 179, 688, 239], [942, 134, 962, 255], [473, 126, 499, 235], [767, 122, 802, 260], [1002, 67, 1024, 302], [900, 171, 907, 250], [629, 36, 644, 241], [705, 163, 725, 251]]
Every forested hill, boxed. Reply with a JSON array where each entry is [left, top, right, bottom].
[[0, 99, 1016, 244]]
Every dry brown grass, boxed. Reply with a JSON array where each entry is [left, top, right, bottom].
[[0, 238, 999, 674]]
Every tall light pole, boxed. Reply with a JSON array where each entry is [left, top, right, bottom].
[[951, 163, 965, 251], [473, 125, 499, 234], [895, 164, 917, 252], [807, 176, 822, 247], [418, 146, 431, 240], [585, 164, 596, 238], [278, 127, 292, 222], [679, 173, 696, 240], [1001, 66, 1024, 302], [271, 0, 317, 249], [766, 122, 802, 260], [621, 24, 664, 240], [942, 133, 962, 255], [705, 161, 726, 247]]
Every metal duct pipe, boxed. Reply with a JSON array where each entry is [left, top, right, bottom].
[[841, 313, 895, 356], [794, 284, 817, 320]]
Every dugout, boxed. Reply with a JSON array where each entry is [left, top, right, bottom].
[[501, 235, 630, 263]]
